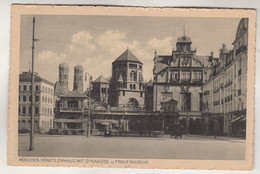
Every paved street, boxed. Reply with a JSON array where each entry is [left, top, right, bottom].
[[18, 134, 245, 160]]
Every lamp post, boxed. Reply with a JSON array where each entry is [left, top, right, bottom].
[[85, 72, 92, 137], [29, 17, 38, 151]]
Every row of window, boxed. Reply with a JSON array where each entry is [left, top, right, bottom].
[[18, 120, 52, 128], [168, 71, 202, 82], [19, 85, 53, 94], [19, 95, 53, 104], [19, 106, 53, 115], [18, 119, 38, 124]]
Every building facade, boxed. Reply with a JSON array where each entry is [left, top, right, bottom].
[[109, 49, 145, 108], [54, 90, 88, 134], [92, 75, 110, 104], [153, 32, 210, 134], [202, 18, 248, 136], [19, 72, 55, 133]]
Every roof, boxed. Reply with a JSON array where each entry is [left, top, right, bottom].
[[161, 98, 178, 103], [54, 81, 65, 96], [195, 56, 211, 67], [177, 35, 192, 43], [113, 49, 142, 64], [93, 75, 110, 84], [74, 65, 83, 71], [19, 72, 54, 86], [154, 62, 168, 74], [146, 80, 153, 87], [59, 63, 69, 69], [118, 74, 123, 82], [60, 90, 87, 98]]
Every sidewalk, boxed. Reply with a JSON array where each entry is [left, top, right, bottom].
[[184, 134, 245, 142]]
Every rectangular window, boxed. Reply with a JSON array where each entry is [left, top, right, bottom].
[[170, 71, 179, 81], [35, 96, 39, 102], [35, 85, 39, 91], [123, 91, 125, 96], [140, 92, 143, 97], [29, 96, 32, 102], [23, 96, 26, 102], [23, 85, 27, 91], [30, 85, 32, 91], [22, 107, 26, 114], [29, 107, 32, 114], [35, 107, 39, 114], [181, 71, 191, 82]]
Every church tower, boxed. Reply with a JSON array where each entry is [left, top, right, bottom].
[[58, 63, 69, 92], [110, 49, 145, 108], [73, 65, 83, 92]]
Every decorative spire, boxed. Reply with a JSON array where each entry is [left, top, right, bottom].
[[127, 46, 129, 50], [183, 25, 186, 36], [29, 61, 31, 73]]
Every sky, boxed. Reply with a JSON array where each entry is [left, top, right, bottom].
[[20, 15, 241, 90]]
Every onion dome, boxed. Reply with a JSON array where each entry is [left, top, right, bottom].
[[74, 65, 83, 72], [59, 63, 69, 69]]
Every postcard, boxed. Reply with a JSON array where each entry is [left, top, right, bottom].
[[8, 5, 256, 170]]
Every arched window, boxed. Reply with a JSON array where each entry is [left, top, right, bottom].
[[130, 84, 132, 89], [42, 96, 44, 102], [45, 97, 47, 103], [133, 84, 136, 90], [130, 73, 133, 81], [42, 120, 44, 128], [133, 72, 137, 81]]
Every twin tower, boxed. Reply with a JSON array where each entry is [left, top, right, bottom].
[[58, 63, 83, 93]]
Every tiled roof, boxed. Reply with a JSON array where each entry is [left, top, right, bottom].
[[113, 49, 142, 64], [154, 62, 168, 74], [19, 72, 54, 86], [54, 81, 66, 96], [60, 90, 87, 98], [93, 75, 110, 84]]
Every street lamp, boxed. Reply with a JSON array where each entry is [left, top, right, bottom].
[[85, 72, 92, 137]]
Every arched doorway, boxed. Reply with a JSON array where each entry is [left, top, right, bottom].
[[127, 98, 139, 108]]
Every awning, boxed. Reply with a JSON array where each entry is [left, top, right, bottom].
[[230, 116, 244, 123], [238, 117, 246, 123], [93, 119, 118, 124]]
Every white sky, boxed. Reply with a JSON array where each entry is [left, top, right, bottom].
[[20, 15, 241, 90]]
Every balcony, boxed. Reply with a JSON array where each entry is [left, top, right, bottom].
[[192, 79, 203, 83], [169, 79, 179, 83], [181, 79, 191, 83], [60, 108, 84, 112]]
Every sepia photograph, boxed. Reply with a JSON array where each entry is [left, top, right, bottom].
[[8, 5, 256, 170]]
